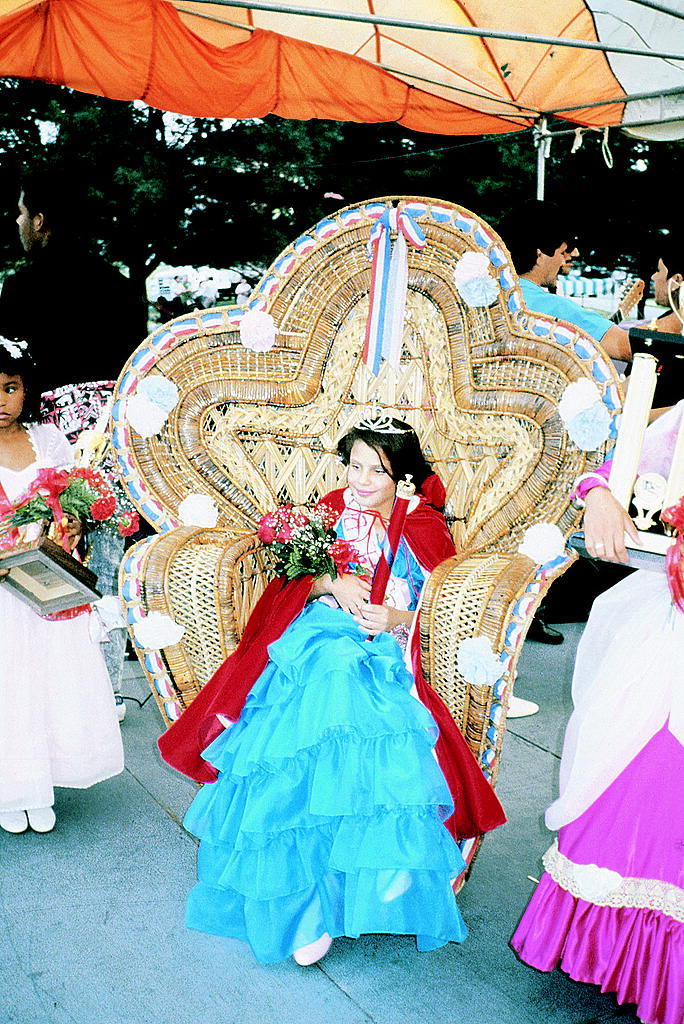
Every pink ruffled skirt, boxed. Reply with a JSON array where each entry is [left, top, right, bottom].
[[512, 725, 683, 1024]]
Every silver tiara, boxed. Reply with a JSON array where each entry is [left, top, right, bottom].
[[0, 337, 28, 360], [357, 415, 410, 434], [357, 407, 411, 434]]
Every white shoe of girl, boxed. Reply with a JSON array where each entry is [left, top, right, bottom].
[[0, 810, 29, 833], [293, 933, 332, 966], [507, 695, 540, 718], [27, 807, 56, 833]]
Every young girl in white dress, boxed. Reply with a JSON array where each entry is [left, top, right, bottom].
[[0, 339, 124, 835]]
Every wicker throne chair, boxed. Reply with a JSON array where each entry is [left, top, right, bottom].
[[112, 196, 622, 877]]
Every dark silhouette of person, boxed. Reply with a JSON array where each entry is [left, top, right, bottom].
[[0, 172, 147, 392]]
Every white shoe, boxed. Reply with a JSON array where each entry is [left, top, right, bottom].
[[507, 696, 540, 719], [27, 807, 56, 833], [293, 933, 332, 966], [0, 810, 28, 833], [115, 695, 127, 723]]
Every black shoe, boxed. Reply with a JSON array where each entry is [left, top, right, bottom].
[[527, 617, 564, 645]]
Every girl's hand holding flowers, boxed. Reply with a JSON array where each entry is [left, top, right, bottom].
[[327, 572, 371, 614], [61, 513, 83, 552], [257, 502, 415, 635], [1, 466, 140, 550]]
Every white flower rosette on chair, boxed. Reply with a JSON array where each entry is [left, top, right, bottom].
[[239, 310, 277, 352], [126, 375, 180, 439], [453, 251, 498, 308], [558, 379, 611, 451], [133, 611, 185, 650], [178, 493, 219, 528]]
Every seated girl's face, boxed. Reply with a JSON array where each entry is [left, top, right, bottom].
[[347, 440, 396, 517]]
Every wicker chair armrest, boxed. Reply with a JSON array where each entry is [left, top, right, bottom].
[[419, 548, 575, 785], [119, 527, 273, 725]]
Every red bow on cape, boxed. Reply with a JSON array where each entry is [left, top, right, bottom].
[[158, 489, 505, 841]]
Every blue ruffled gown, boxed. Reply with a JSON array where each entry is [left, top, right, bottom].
[[182, 515, 468, 963]]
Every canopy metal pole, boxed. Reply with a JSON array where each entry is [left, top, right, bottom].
[[548, 84, 684, 116], [624, 0, 684, 18], [546, 112, 684, 136], [189, 1, 684, 62], [534, 118, 551, 200]]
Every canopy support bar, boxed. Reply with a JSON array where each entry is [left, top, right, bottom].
[[624, 0, 684, 20], [548, 84, 684, 115], [534, 118, 552, 201], [547, 113, 684, 136], [188, 1, 684, 62]]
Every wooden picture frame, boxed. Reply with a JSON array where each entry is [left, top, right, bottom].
[[0, 535, 101, 614]]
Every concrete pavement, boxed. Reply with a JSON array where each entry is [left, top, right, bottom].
[[1, 626, 640, 1024]]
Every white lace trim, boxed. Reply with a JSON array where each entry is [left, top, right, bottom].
[[542, 840, 684, 923]]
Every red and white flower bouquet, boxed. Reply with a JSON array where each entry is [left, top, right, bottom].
[[257, 502, 363, 582], [0, 466, 139, 551]]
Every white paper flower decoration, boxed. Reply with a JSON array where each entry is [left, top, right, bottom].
[[558, 379, 602, 421], [573, 863, 623, 903], [178, 493, 219, 527], [133, 611, 185, 650], [518, 523, 567, 565], [239, 310, 277, 352], [558, 379, 611, 451], [453, 251, 498, 308], [456, 635, 502, 687], [453, 251, 489, 284], [93, 595, 126, 632], [126, 393, 169, 438], [565, 403, 612, 451], [138, 375, 179, 413]]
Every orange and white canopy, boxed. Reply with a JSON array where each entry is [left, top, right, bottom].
[[0, 0, 682, 138]]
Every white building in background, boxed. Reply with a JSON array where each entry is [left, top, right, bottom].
[[146, 263, 246, 306]]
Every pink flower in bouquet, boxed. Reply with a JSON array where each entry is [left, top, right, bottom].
[[276, 522, 293, 542], [328, 538, 359, 575], [258, 512, 278, 544], [90, 494, 117, 521]]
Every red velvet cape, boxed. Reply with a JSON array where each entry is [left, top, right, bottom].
[[158, 489, 506, 840]]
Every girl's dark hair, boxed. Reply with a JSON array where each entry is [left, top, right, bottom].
[[337, 417, 433, 490], [0, 341, 42, 423]]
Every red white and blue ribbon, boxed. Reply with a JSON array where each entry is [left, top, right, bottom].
[[362, 206, 426, 376]]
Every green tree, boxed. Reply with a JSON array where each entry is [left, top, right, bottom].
[[0, 76, 681, 305]]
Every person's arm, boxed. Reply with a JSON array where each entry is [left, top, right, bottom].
[[653, 310, 683, 334], [601, 323, 632, 361], [649, 405, 673, 423], [310, 570, 413, 635], [583, 486, 640, 563], [309, 572, 371, 614]]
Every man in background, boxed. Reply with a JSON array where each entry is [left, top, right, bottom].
[[498, 201, 632, 363], [0, 173, 146, 389], [0, 172, 148, 719], [497, 202, 634, 667]]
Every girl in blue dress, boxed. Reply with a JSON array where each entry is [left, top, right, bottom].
[[162, 418, 504, 965]]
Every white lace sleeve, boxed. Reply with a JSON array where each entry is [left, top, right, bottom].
[[30, 424, 74, 470]]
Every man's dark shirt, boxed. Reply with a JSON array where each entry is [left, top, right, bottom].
[[0, 244, 147, 391]]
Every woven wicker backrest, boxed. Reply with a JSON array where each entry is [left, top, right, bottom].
[[112, 196, 616, 550]]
